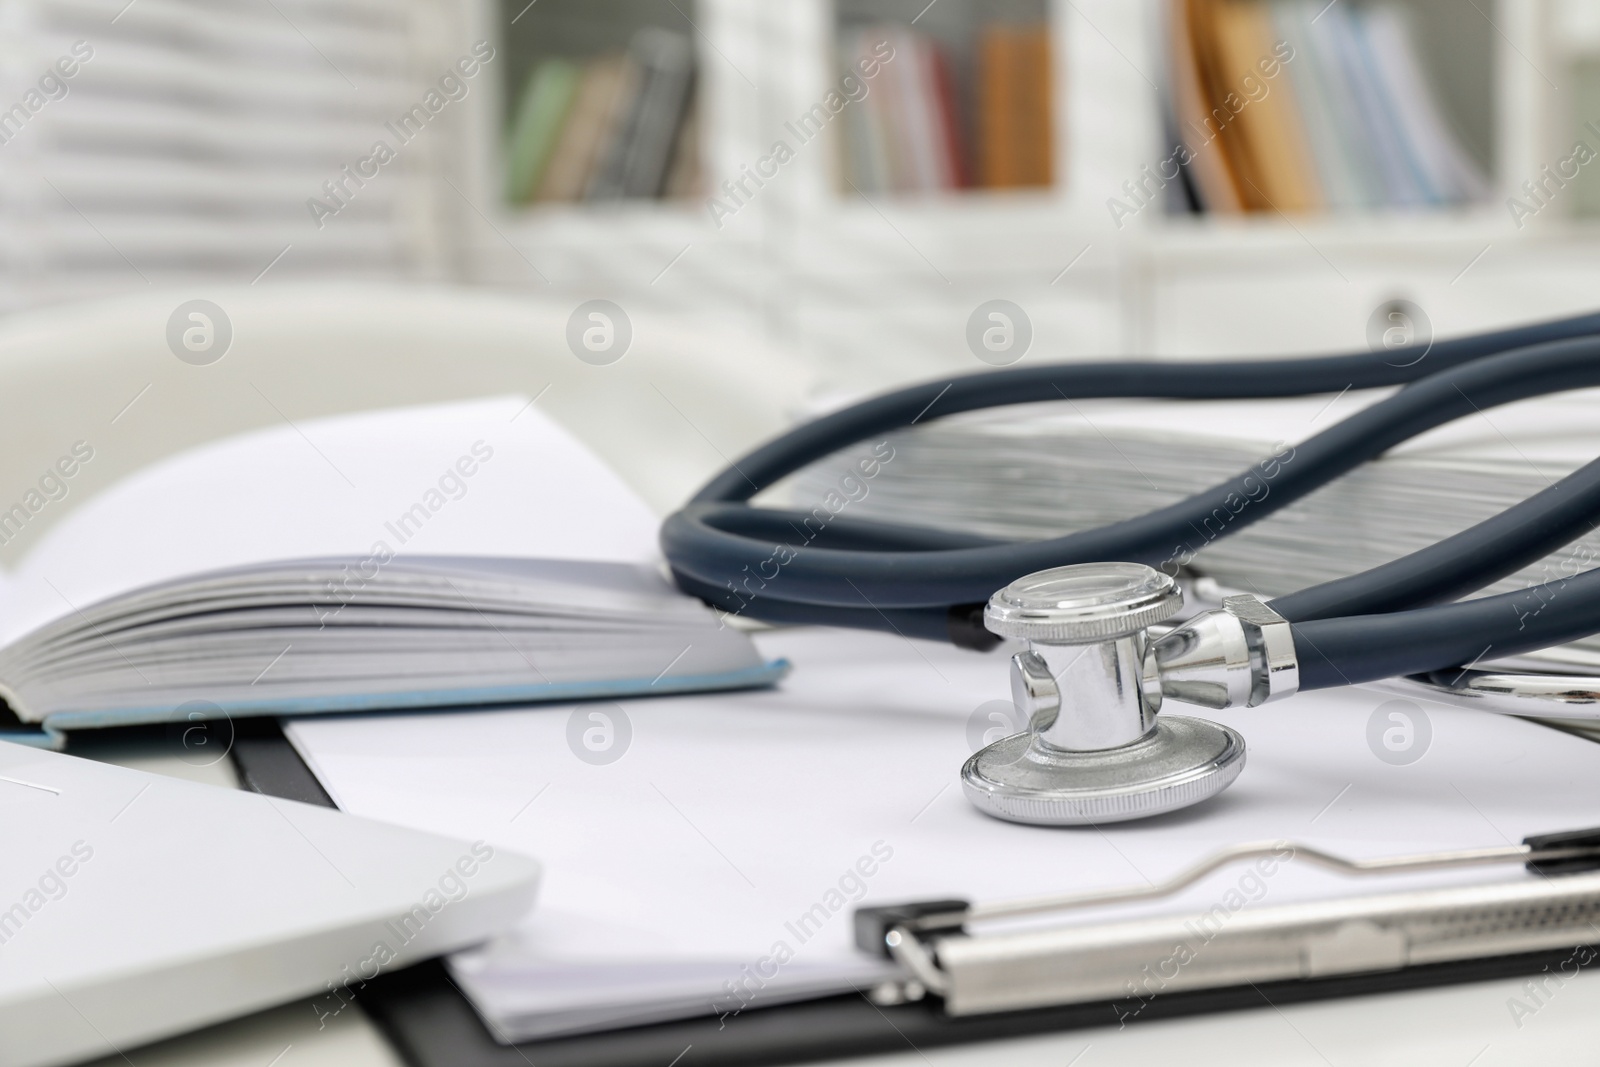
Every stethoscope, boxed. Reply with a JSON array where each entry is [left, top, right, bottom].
[[660, 311, 1600, 826]]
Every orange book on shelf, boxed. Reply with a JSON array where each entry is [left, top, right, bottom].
[[1016, 26, 1053, 188], [1209, 0, 1322, 212], [1165, 0, 1245, 211], [978, 26, 1054, 189], [1187, 0, 1268, 209], [978, 28, 1018, 187]]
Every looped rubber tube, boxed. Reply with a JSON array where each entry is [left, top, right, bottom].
[[659, 311, 1600, 685]]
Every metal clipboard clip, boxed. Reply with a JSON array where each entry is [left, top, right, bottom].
[[853, 827, 1600, 1017]]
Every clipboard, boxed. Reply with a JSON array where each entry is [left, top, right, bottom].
[[231, 722, 1600, 1067]]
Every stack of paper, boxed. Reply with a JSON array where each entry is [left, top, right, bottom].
[[288, 626, 1600, 1041], [789, 388, 1600, 662]]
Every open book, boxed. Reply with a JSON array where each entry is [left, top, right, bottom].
[[0, 396, 780, 747]]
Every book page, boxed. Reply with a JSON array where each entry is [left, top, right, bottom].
[[1, 396, 660, 646]]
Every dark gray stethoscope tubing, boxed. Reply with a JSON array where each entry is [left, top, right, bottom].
[[1291, 571, 1600, 691], [687, 312, 1600, 505], [666, 333, 1600, 606], [660, 315, 1600, 689]]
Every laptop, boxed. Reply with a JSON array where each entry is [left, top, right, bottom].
[[0, 740, 540, 1067]]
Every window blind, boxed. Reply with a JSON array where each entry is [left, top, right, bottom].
[[0, 0, 443, 309]]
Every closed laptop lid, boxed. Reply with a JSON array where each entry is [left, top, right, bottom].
[[0, 741, 540, 1067]]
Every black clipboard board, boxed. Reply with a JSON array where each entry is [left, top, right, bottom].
[[232, 722, 1594, 1067]]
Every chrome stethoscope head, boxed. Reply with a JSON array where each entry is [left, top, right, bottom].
[[962, 562, 1299, 826]]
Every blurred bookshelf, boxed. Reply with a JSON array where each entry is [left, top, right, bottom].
[[456, 0, 768, 331], [498, 0, 702, 208], [453, 0, 1600, 382], [832, 0, 1055, 197]]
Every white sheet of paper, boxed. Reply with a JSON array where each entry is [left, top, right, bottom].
[[285, 626, 1600, 1037], [1, 396, 661, 645]]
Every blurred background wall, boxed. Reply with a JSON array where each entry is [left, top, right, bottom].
[[3, 0, 1600, 395]]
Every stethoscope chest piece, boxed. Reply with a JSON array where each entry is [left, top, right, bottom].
[[962, 563, 1251, 826]]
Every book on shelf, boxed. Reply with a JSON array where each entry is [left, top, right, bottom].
[[533, 57, 627, 202], [1163, 0, 1489, 216], [1210, 0, 1322, 211], [1162, 0, 1245, 211], [978, 24, 1053, 190], [837, 21, 1051, 196], [928, 43, 970, 188], [503, 59, 580, 202], [586, 28, 695, 200], [838, 31, 894, 192], [660, 96, 703, 200], [504, 28, 698, 206]]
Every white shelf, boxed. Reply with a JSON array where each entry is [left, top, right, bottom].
[[448, 0, 1600, 372], [1139, 210, 1529, 267], [498, 202, 716, 244]]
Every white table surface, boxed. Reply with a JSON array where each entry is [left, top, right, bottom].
[[70, 741, 1600, 1067]]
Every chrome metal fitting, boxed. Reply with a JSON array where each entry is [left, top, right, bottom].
[[961, 563, 1252, 826], [1151, 593, 1299, 710], [983, 562, 1184, 645], [987, 562, 1179, 753]]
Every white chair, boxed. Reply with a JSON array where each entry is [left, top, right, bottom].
[[0, 283, 816, 558]]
